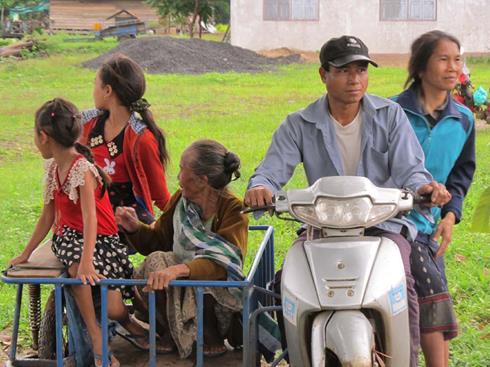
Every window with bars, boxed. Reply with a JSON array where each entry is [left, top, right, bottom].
[[264, 0, 319, 21], [380, 0, 436, 20]]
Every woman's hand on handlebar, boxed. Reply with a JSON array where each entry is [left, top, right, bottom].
[[416, 181, 451, 206], [244, 186, 274, 208]]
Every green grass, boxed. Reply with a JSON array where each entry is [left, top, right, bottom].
[[0, 37, 490, 365]]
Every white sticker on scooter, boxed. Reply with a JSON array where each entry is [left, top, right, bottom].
[[283, 296, 298, 326], [388, 283, 407, 316]]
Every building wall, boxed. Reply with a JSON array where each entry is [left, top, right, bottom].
[[50, 0, 159, 31], [230, 0, 490, 54]]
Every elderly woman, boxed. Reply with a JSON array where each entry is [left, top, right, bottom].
[[116, 139, 248, 358]]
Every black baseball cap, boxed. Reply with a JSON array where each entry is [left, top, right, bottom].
[[320, 35, 378, 68]]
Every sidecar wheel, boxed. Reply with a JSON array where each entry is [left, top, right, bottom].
[[38, 290, 69, 359]]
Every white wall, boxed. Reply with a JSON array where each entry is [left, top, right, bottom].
[[230, 0, 490, 54]]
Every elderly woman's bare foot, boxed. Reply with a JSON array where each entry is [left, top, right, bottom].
[[157, 333, 176, 354], [203, 343, 227, 358], [203, 318, 227, 358], [94, 352, 120, 367]]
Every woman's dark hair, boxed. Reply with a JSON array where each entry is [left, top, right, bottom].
[[188, 139, 241, 190], [98, 54, 169, 166], [405, 30, 461, 88], [35, 98, 110, 192]]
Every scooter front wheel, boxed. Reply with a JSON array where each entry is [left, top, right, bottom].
[[325, 351, 380, 367], [325, 349, 342, 366]]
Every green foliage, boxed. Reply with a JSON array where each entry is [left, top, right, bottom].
[[0, 33, 118, 61], [471, 186, 490, 232], [40, 33, 117, 55], [0, 0, 22, 8], [467, 56, 490, 65], [0, 0, 44, 8], [215, 23, 228, 33], [211, 0, 229, 24], [145, 0, 229, 27], [145, 0, 207, 23], [0, 37, 15, 46], [146, 0, 194, 19]]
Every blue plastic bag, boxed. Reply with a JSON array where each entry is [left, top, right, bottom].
[[473, 86, 488, 106]]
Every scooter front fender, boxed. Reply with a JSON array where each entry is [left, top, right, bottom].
[[313, 310, 373, 367]]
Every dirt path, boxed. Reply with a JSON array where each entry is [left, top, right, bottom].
[[0, 334, 288, 366]]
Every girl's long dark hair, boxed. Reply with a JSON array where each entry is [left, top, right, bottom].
[[98, 54, 169, 166], [35, 98, 110, 194]]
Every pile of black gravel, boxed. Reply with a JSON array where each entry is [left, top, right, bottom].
[[82, 36, 301, 74]]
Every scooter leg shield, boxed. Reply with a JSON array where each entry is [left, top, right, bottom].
[[322, 310, 374, 367]]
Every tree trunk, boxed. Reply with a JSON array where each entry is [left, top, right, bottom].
[[198, 14, 202, 39], [189, 0, 200, 38], [1, 7, 4, 31]]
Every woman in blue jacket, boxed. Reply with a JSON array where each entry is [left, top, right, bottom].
[[393, 30, 476, 367]]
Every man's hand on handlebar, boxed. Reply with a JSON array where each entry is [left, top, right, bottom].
[[244, 185, 274, 208], [416, 181, 452, 206]]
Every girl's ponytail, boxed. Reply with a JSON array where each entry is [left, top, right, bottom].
[[131, 103, 169, 166], [74, 142, 110, 196]]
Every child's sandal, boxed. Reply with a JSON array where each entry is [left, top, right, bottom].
[[94, 351, 120, 367]]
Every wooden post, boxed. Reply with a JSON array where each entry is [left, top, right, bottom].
[[221, 23, 230, 42]]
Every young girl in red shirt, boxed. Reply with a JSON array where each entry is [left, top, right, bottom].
[[10, 98, 149, 367], [80, 54, 170, 225]]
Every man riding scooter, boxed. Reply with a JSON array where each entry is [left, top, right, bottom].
[[244, 35, 451, 367]]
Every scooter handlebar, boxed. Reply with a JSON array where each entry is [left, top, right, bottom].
[[240, 204, 275, 214], [413, 194, 433, 206]]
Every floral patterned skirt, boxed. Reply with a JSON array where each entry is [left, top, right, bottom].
[[52, 225, 134, 298]]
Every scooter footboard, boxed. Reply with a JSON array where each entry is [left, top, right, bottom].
[[312, 310, 374, 367]]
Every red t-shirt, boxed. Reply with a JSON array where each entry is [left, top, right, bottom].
[[45, 156, 118, 236]]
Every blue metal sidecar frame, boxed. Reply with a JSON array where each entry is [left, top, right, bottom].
[[1, 225, 277, 367]]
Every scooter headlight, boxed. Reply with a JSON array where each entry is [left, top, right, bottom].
[[367, 203, 397, 223], [292, 197, 396, 228]]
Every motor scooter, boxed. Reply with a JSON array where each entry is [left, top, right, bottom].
[[252, 176, 426, 367]]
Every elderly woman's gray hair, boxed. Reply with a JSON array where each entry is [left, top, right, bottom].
[[187, 139, 241, 190]]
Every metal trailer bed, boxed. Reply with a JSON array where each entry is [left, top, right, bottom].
[[1, 225, 279, 367]]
